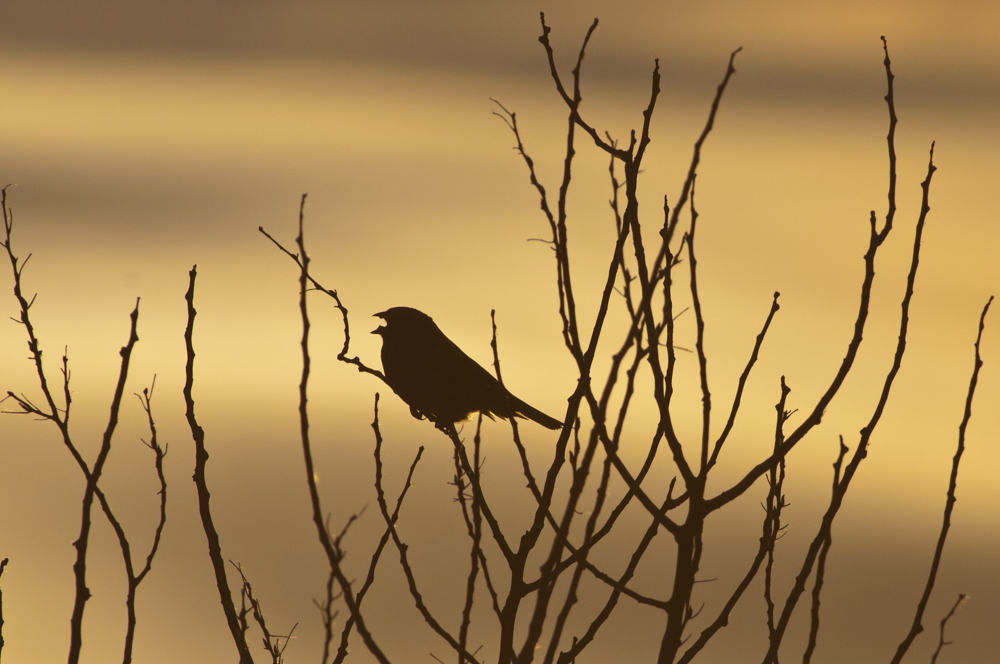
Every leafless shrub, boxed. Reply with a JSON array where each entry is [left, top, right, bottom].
[[261, 16, 991, 664], [2, 186, 168, 664]]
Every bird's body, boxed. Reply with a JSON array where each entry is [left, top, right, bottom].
[[373, 307, 562, 430]]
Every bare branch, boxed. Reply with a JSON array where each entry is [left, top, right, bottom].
[[706, 44, 918, 515], [374, 414, 481, 663], [0, 557, 8, 659], [761, 142, 937, 664], [685, 178, 712, 474], [801, 437, 848, 664], [537, 14, 628, 160], [890, 297, 991, 663], [184, 266, 256, 664], [259, 223, 384, 381], [930, 594, 968, 664], [230, 561, 298, 663], [708, 292, 781, 469], [283, 196, 391, 664]]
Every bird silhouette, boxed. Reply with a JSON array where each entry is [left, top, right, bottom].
[[372, 307, 562, 430]]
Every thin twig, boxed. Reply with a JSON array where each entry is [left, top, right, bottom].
[[455, 419, 486, 663], [764, 378, 791, 643], [708, 292, 781, 469], [761, 141, 937, 664], [122, 379, 169, 664], [333, 397, 419, 664], [930, 594, 968, 664], [184, 266, 255, 664], [707, 40, 913, 515], [0, 557, 8, 659], [283, 195, 391, 664], [685, 177, 712, 474], [890, 297, 990, 664], [259, 224, 384, 381], [802, 437, 848, 664], [230, 561, 298, 663], [373, 412, 480, 662]]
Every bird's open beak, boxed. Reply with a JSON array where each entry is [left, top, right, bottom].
[[372, 311, 386, 335]]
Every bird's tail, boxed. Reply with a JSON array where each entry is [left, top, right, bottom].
[[509, 396, 563, 431]]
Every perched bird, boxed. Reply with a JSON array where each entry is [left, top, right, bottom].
[[372, 307, 562, 430]]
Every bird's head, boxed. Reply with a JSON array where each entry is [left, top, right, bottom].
[[372, 306, 436, 339]]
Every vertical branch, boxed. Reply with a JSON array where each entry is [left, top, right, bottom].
[[685, 177, 711, 473], [447, 430, 519, 663], [486, 19, 649, 663], [549, 26, 590, 358], [802, 437, 848, 664], [648, 55, 748, 658], [675, 378, 790, 664], [890, 297, 991, 664], [763, 378, 790, 642], [880, 36, 898, 236], [455, 419, 485, 663], [122, 380, 169, 664], [317, 567, 338, 664], [656, 47, 741, 258], [622, 54, 694, 489], [184, 266, 255, 664], [4, 188, 81, 664], [492, 46, 670, 661], [0, 557, 7, 659], [331, 405, 417, 663], [373, 412, 478, 661], [265, 208, 387, 663], [707, 41, 913, 513], [66, 300, 140, 664], [541, 449, 615, 664], [452, 424, 501, 623], [761, 144, 937, 664], [490, 99, 575, 355], [542, 21, 703, 550], [518, 409, 619, 662], [288, 196, 392, 664], [535, 12, 650, 395]]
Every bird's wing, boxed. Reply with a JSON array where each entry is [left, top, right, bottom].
[[437, 335, 563, 430]]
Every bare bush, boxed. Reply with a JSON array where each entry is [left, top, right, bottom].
[[258, 16, 991, 664]]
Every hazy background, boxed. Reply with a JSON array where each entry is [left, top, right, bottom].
[[1, 1, 998, 662]]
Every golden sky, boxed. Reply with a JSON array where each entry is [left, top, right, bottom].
[[1, 1, 998, 663]]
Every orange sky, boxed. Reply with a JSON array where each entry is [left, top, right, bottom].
[[1, 1, 998, 663]]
